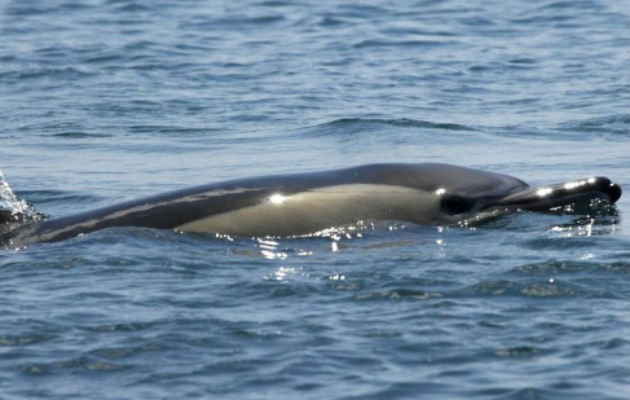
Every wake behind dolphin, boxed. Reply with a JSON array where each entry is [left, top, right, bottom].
[[0, 163, 622, 248]]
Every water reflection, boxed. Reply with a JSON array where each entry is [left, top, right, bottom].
[[268, 193, 287, 205], [257, 237, 288, 260], [550, 215, 618, 237], [269, 266, 295, 281]]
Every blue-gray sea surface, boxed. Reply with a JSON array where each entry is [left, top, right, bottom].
[[1, 0, 629, 399]]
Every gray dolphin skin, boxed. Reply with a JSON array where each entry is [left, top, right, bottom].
[[0, 163, 622, 247]]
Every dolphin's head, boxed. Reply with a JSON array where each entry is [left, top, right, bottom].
[[386, 164, 622, 223], [436, 175, 621, 224]]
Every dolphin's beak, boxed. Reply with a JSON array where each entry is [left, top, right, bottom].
[[488, 177, 622, 212]]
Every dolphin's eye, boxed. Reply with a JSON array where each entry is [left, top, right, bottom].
[[441, 195, 475, 215]]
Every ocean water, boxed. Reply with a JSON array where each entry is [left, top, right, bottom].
[[1, 0, 629, 398]]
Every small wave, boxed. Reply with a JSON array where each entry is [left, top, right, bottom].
[[5, 5, 52, 16], [128, 125, 217, 135], [0, 333, 54, 347], [380, 27, 458, 37], [255, 0, 293, 6], [539, 1, 574, 9], [303, 118, 473, 137], [503, 58, 539, 70], [509, 260, 630, 275], [84, 321, 156, 333], [20, 356, 127, 375], [523, 236, 611, 251], [558, 114, 630, 137], [510, 14, 574, 25], [538, 1, 600, 11], [353, 39, 457, 49], [317, 15, 347, 27], [84, 53, 125, 64], [465, 279, 585, 298], [88, 345, 156, 360], [113, 3, 151, 13], [0, 67, 94, 83], [335, 4, 391, 19], [354, 289, 442, 301], [49, 132, 113, 138], [493, 345, 544, 358], [188, 14, 286, 29]]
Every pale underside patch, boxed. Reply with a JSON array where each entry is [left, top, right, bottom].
[[176, 184, 446, 237]]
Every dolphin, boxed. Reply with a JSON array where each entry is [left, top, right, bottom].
[[0, 163, 622, 247]]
